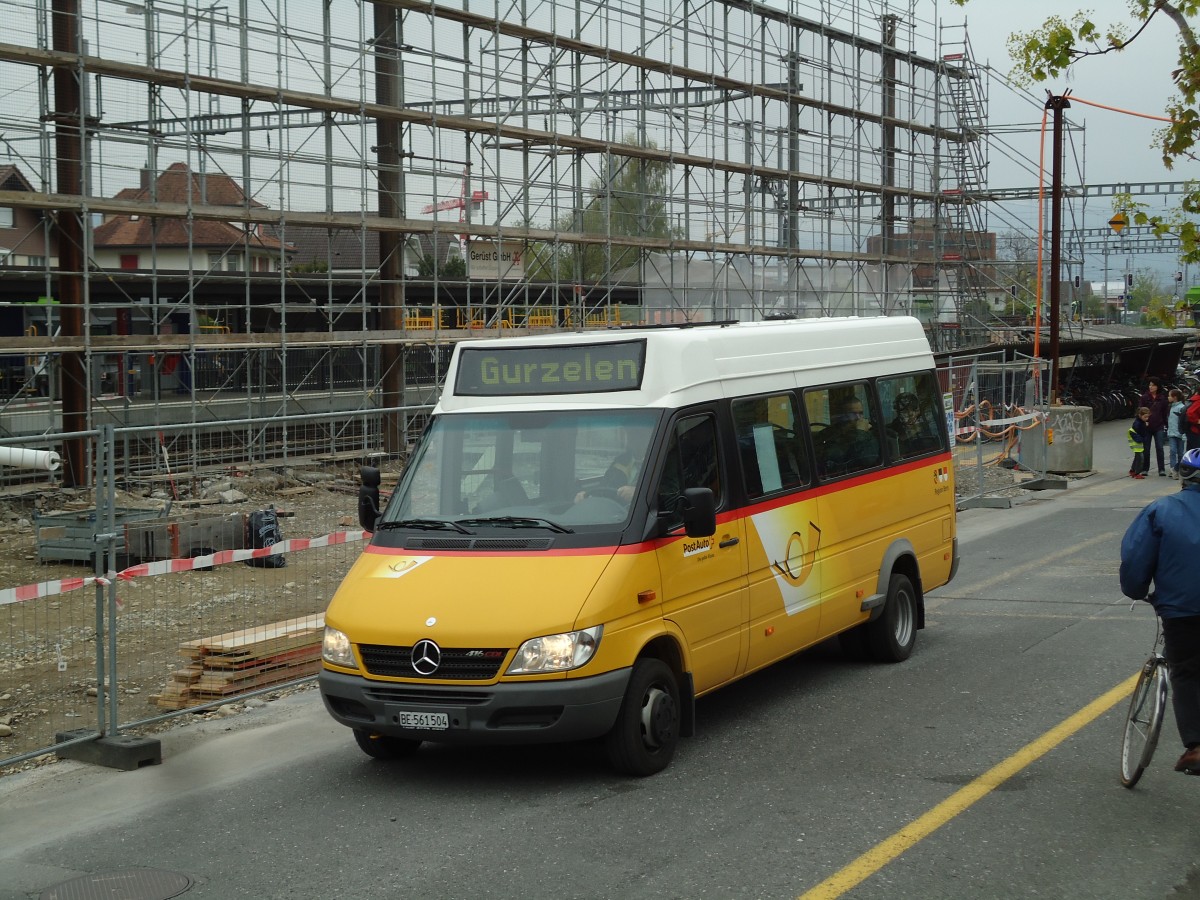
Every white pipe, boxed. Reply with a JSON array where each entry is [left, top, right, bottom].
[[0, 446, 62, 472]]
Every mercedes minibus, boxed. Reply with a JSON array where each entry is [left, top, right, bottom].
[[319, 316, 958, 775]]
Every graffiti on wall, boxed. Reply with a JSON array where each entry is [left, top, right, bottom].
[[1047, 408, 1089, 444]]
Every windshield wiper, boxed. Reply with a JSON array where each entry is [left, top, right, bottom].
[[375, 518, 475, 534], [457, 516, 574, 534]]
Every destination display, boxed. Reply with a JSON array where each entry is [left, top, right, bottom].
[[455, 340, 646, 396]]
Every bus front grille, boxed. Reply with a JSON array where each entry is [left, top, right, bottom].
[[359, 644, 508, 680]]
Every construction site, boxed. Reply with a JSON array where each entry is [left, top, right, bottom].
[[2, 0, 1195, 773], [0, 0, 1111, 487]]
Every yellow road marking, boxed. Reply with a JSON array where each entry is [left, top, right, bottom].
[[798, 672, 1140, 899]]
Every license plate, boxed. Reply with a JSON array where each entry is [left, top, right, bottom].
[[397, 710, 449, 730]]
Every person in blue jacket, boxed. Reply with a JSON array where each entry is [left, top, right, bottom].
[[1120, 447, 1200, 775]]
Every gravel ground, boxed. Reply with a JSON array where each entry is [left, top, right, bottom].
[[0, 464, 372, 776]]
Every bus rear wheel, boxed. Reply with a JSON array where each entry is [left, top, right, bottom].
[[865, 573, 917, 662], [605, 658, 680, 776]]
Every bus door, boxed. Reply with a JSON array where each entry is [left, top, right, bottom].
[[735, 392, 823, 672], [653, 410, 748, 692]]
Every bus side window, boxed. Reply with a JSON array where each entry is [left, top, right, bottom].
[[879, 371, 945, 460], [807, 384, 881, 479], [734, 393, 809, 498]]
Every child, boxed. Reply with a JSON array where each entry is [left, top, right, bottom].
[[1129, 406, 1151, 479], [1167, 388, 1187, 477]]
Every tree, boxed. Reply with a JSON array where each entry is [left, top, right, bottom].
[[955, 0, 1200, 262], [530, 135, 681, 285], [416, 251, 466, 279], [994, 230, 1039, 315], [1080, 286, 1108, 321], [1133, 270, 1176, 326]]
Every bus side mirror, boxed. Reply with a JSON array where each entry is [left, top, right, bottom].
[[680, 487, 716, 537], [358, 466, 381, 532]]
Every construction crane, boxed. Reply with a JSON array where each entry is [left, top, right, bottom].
[[421, 168, 489, 254]]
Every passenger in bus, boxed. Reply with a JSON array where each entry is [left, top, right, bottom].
[[887, 392, 940, 458], [822, 397, 880, 476]]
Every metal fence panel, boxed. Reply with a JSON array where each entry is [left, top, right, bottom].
[[0, 429, 107, 767], [945, 352, 1051, 505], [1, 410, 418, 770]]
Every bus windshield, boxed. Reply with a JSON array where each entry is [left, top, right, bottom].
[[384, 408, 662, 529]]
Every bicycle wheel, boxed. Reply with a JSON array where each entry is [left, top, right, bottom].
[[1120, 657, 1169, 788]]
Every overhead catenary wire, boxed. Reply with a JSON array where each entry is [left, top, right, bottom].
[[1070, 95, 1177, 124]]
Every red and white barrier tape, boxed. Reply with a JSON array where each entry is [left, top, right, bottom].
[[0, 575, 112, 608], [0, 529, 368, 608], [117, 530, 368, 579]]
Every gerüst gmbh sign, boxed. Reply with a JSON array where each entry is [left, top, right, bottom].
[[467, 240, 526, 280]]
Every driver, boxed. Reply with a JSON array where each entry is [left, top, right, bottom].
[[575, 423, 651, 506], [575, 450, 638, 504]]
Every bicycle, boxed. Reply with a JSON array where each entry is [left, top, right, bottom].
[[1120, 610, 1170, 789]]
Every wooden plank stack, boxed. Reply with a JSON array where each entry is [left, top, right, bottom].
[[154, 613, 325, 710]]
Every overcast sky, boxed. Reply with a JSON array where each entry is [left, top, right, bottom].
[[956, 0, 1182, 186], [943, 0, 1192, 281]]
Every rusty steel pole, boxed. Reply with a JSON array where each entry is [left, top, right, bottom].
[[1046, 92, 1071, 402], [373, 4, 407, 456], [51, 0, 89, 485]]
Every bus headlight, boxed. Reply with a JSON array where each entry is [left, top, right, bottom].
[[322, 626, 358, 669], [506, 626, 603, 674]]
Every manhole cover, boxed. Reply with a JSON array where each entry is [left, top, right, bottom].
[[41, 868, 192, 900]]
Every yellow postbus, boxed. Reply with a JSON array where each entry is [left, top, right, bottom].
[[319, 317, 958, 775]]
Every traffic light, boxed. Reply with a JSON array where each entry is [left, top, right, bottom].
[[1126, 273, 1134, 288], [1177, 271, 1184, 283], [1073, 275, 1081, 288], [1009, 284, 1017, 297]]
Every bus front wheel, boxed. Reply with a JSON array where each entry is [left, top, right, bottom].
[[865, 573, 917, 662], [605, 659, 680, 776], [353, 728, 422, 760]]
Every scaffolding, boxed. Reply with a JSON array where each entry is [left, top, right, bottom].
[[935, 23, 995, 342], [0, 0, 999, 481]]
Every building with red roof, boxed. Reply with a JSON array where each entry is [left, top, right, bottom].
[[92, 163, 293, 274]]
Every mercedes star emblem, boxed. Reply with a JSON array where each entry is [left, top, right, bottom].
[[410, 638, 442, 675]]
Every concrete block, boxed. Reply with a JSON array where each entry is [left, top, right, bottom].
[[54, 729, 162, 770], [1018, 406, 1094, 474]]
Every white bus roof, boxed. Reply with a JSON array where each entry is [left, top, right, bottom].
[[437, 316, 934, 411]]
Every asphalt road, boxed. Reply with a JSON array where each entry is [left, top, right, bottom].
[[1, 417, 1197, 900]]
